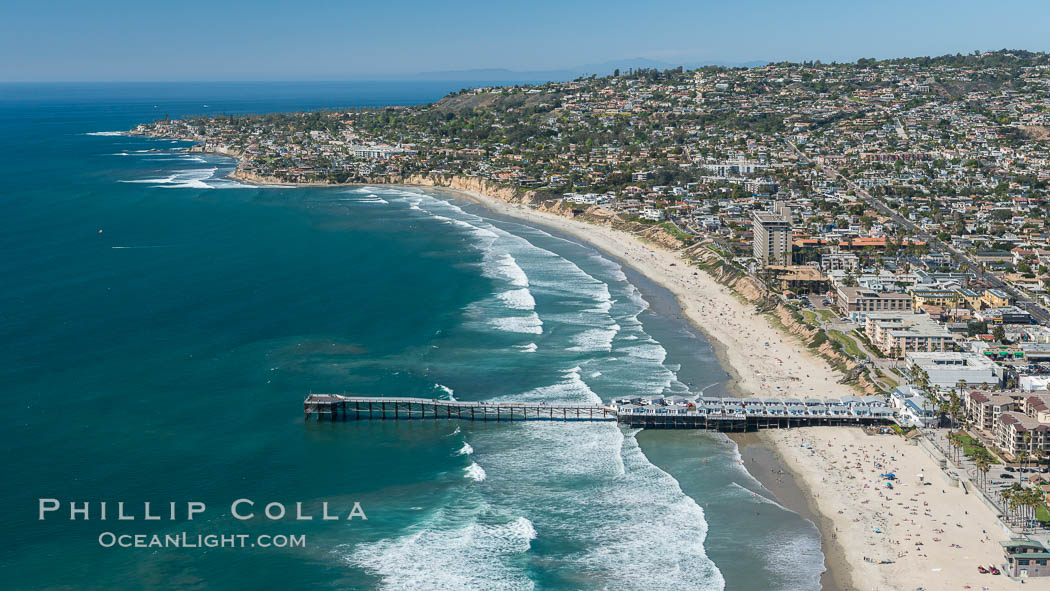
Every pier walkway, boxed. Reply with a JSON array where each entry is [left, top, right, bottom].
[[304, 394, 898, 432]]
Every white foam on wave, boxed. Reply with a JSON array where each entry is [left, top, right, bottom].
[[119, 167, 217, 189], [515, 343, 538, 353], [492, 253, 529, 288], [491, 365, 600, 405], [347, 504, 537, 590], [489, 312, 543, 335], [462, 421, 725, 591], [567, 323, 621, 353], [464, 462, 486, 482], [727, 481, 791, 512], [458, 442, 474, 456], [85, 131, 124, 136], [496, 288, 535, 311], [434, 384, 455, 401]]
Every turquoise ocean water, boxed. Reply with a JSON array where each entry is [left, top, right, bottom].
[[0, 83, 822, 590]]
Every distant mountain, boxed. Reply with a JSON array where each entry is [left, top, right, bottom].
[[411, 58, 768, 83]]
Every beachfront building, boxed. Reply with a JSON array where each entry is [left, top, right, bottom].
[[752, 201, 792, 266], [994, 412, 1050, 458], [966, 391, 1016, 432], [863, 312, 954, 358], [1002, 538, 1050, 578], [889, 385, 939, 427], [764, 265, 830, 295], [905, 351, 1002, 389], [837, 287, 913, 320]]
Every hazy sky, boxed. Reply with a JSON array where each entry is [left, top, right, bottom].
[[3, 0, 1048, 81]]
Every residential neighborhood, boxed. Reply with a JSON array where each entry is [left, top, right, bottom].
[[135, 49, 1050, 542]]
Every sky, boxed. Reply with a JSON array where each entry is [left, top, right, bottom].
[[2, 0, 1049, 81]]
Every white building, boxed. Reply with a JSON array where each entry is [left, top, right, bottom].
[[890, 385, 939, 428], [906, 351, 1002, 389], [640, 207, 664, 221]]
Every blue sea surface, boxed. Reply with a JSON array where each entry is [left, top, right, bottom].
[[0, 82, 822, 590]]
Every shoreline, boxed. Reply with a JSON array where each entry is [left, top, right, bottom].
[[417, 183, 858, 589], [403, 182, 1022, 591], [207, 159, 863, 587], [736, 432, 853, 591], [173, 145, 1015, 589]]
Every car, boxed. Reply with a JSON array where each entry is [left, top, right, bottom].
[[1001, 473, 1015, 479], [1004, 466, 1015, 472]]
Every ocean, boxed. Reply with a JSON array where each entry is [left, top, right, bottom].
[[0, 82, 822, 590]]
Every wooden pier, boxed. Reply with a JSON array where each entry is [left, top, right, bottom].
[[304, 394, 897, 432], [304, 395, 616, 423]]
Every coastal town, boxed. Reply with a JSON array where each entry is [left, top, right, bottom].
[[132, 50, 1050, 588]]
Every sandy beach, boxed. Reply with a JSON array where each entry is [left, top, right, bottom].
[[440, 188, 851, 400], [435, 186, 1026, 590], [765, 427, 1019, 590]]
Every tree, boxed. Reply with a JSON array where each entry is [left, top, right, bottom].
[[973, 446, 994, 491], [993, 325, 1007, 343], [947, 431, 963, 464], [1021, 432, 1033, 470]]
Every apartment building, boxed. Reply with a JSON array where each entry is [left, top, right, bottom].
[[752, 201, 792, 266], [967, 391, 1016, 432], [836, 287, 912, 320], [864, 312, 953, 357]]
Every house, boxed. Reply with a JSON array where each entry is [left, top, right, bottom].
[[640, 207, 664, 221]]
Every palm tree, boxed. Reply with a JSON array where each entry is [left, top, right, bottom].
[[947, 431, 960, 463], [1004, 483, 1025, 526], [1009, 488, 1023, 529], [950, 430, 967, 464], [948, 391, 963, 429], [974, 450, 992, 491], [1035, 447, 1047, 474], [1017, 488, 1043, 533], [1001, 486, 1018, 525]]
